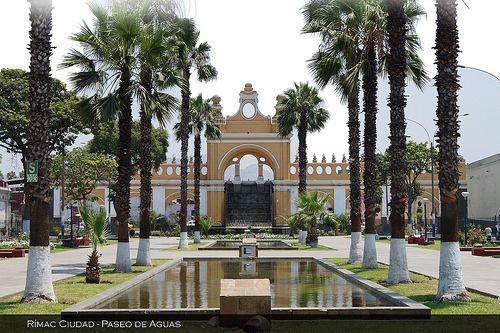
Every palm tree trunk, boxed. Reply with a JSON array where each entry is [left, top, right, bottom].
[[297, 110, 308, 195], [137, 69, 153, 266], [435, 0, 469, 301], [22, 0, 56, 304], [347, 81, 363, 264], [178, 69, 190, 249], [114, 68, 133, 273], [193, 133, 201, 243], [362, 39, 379, 269], [386, 0, 411, 284]]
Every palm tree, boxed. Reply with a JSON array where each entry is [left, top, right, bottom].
[[434, 0, 469, 302], [61, 2, 175, 271], [79, 203, 109, 284], [171, 18, 217, 249], [293, 192, 330, 247], [302, 0, 426, 270], [22, 0, 56, 304], [303, 0, 364, 264], [277, 82, 329, 245], [136, 0, 180, 266], [277, 82, 330, 196], [385, 0, 424, 283], [187, 94, 221, 243]]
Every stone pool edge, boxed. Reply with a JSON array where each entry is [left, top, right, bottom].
[[62, 257, 430, 320]]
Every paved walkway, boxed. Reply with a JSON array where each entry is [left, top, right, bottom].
[[0, 236, 498, 299]]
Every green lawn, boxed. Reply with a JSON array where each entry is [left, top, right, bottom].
[[292, 243, 335, 251], [0, 259, 165, 314], [51, 239, 118, 254], [328, 258, 500, 314], [165, 242, 208, 251]]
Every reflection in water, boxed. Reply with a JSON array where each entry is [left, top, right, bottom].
[[98, 259, 391, 309]]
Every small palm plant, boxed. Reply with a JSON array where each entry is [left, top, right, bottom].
[[199, 216, 213, 238], [79, 203, 109, 284], [294, 192, 329, 247]]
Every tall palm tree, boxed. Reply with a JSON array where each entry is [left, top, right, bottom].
[[171, 18, 217, 249], [22, 0, 56, 304], [135, 0, 180, 266], [303, 0, 364, 263], [302, 0, 426, 269], [276, 82, 329, 244], [385, 0, 423, 284], [187, 94, 221, 243], [61, 2, 175, 272], [434, 0, 469, 302]]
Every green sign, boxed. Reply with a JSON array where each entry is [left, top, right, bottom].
[[26, 160, 39, 183]]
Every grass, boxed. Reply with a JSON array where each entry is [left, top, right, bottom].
[[0, 259, 165, 314], [51, 239, 118, 254], [292, 243, 335, 251], [165, 241, 208, 251], [327, 258, 500, 314]]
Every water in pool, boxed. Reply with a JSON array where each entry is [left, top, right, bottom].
[[97, 259, 391, 309]]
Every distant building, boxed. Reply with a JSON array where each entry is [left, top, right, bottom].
[[467, 153, 500, 230], [0, 180, 12, 240]]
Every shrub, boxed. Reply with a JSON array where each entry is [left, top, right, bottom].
[[459, 223, 486, 246], [200, 216, 213, 238]]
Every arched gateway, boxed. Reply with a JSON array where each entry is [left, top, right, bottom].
[[77, 83, 465, 231]]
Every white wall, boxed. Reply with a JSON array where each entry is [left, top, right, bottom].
[[468, 153, 500, 219]]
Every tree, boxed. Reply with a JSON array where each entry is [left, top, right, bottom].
[[22, 0, 56, 304], [86, 121, 169, 173], [303, 0, 365, 264], [405, 141, 437, 225], [175, 94, 221, 243], [136, 0, 180, 266], [79, 203, 109, 284], [0, 68, 82, 176], [276, 82, 329, 245], [51, 148, 117, 202], [434, 0, 469, 302], [61, 2, 175, 272], [293, 191, 330, 247], [170, 18, 217, 249]]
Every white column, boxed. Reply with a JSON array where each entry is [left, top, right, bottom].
[[53, 188, 61, 218], [152, 187, 165, 215], [200, 187, 207, 215], [381, 186, 390, 217], [333, 187, 347, 215], [234, 163, 241, 183], [290, 188, 299, 214]]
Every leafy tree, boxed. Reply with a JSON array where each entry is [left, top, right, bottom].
[[51, 148, 117, 202], [434, 0, 469, 302], [87, 121, 169, 172], [170, 18, 217, 248], [0, 68, 82, 173], [62, 1, 178, 271], [174, 93, 221, 243], [276, 82, 329, 195]]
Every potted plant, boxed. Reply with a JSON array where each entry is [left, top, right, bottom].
[[79, 203, 109, 284]]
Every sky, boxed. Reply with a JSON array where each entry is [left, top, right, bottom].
[[0, 0, 499, 176]]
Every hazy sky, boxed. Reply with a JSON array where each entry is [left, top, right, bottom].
[[0, 0, 499, 175]]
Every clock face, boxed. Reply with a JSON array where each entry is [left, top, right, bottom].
[[242, 102, 256, 119]]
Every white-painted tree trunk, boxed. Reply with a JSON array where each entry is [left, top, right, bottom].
[[136, 238, 152, 266], [436, 242, 470, 301], [362, 234, 378, 269], [178, 231, 188, 249], [22, 246, 57, 303], [387, 238, 411, 284], [193, 231, 201, 244], [348, 232, 363, 264], [115, 242, 132, 272]]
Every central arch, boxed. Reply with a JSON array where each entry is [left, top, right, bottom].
[[217, 143, 280, 178]]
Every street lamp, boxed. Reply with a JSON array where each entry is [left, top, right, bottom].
[[462, 191, 469, 246], [423, 198, 429, 245]]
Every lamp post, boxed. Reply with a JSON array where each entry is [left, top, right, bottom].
[[462, 191, 469, 246], [423, 198, 429, 245]]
